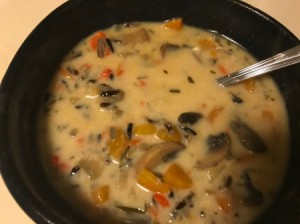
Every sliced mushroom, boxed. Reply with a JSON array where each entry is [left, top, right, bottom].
[[135, 142, 185, 176], [194, 133, 230, 169], [207, 132, 229, 152], [180, 125, 197, 136], [100, 89, 124, 102], [99, 83, 114, 92], [97, 38, 110, 58], [160, 43, 180, 58], [178, 112, 203, 125], [241, 172, 263, 206], [121, 28, 150, 45], [230, 120, 267, 153], [79, 158, 102, 180], [230, 92, 244, 104], [99, 83, 124, 107]]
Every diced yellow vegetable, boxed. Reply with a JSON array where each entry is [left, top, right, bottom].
[[163, 163, 192, 189], [137, 168, 170, 193], [155, 124, 181, 143], [108, 128, 129, 161], [133, 123, 156, 135], [163, 18, 183, 30], [91, 185, 110, 206]]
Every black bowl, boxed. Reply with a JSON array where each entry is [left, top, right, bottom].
[[1, 0, 300, 223]]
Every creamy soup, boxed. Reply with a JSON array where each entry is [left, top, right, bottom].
[[38, 18, 289, 224]]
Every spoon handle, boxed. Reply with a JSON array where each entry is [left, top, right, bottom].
[[217, 45, 300, 87]]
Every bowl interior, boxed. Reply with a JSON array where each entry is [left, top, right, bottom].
[[1, 0, 300, 223]]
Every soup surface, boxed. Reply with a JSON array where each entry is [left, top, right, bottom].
[[38, 19, 289, 224]]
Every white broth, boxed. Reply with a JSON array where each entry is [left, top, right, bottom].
[[38, 19, 289, 224]]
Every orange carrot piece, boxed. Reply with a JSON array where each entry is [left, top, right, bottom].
[[129, 137, 141, 146], [99, 68, 113, 79], [90, 31, 106, 50], [207, 106, 224, 123], [153, 193, 170, 207], [163, 18, 183, 30], [218, 64, 228, 76], [216, 194, 232, 214]]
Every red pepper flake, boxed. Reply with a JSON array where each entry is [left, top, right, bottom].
[[153, 193, 170, 207], [99, 68, 113, 80]]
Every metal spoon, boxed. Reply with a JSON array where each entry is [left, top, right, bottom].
[[217, 45, 300, 87]]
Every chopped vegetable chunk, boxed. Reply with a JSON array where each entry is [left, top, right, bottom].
[[163, 18, 183, 30], [92, 185, 110, 206], [163, 163, 192, 189], [137, 168, 170, 193]]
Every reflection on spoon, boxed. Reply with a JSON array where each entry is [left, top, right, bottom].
[[217, 45, 300, 87]]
